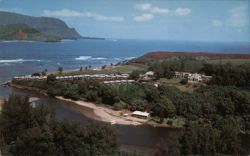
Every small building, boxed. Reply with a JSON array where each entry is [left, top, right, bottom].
[[188, 73, 202, 82], [132, 111, 150, 119], [145, 71, 154, 78]]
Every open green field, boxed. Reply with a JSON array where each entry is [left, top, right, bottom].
[[159, 78, 204, 92], [206, 58, 250, 65], [51, 63, 147, 76]]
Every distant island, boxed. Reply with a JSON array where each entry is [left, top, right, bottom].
[[0, 11, 104, 42]]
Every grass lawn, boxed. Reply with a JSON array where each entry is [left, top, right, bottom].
[[51, 63, 147, 76], [159, 78, 203, 93], [206, 58, 250, 65]]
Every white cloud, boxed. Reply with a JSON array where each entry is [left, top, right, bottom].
[[135, 3, 169, 14], [151, 7, 169, 14], [43, 9, 82, 17], [174, 8, 191, 16], [135, 3, 152, 11], [134, 14, 154, 22], [212, 20, 223, 27], [0, 7, 24, 14], [209, 5, 248, 33], [42, 9, 124, 22], [84, 12, 124, 22]]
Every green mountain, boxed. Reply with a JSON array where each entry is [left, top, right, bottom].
[[0, 11, 82, 40], [0, 24, 61, 42]]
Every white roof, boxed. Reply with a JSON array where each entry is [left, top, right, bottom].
[[132, 111, 150, 117], [145, 71, 154, 76]]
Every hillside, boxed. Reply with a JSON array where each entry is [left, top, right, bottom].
[[0, 24, 61, 42], [132, 51, 250, 63], [129, 51, 250, 72], [0, 11, 81, 40]]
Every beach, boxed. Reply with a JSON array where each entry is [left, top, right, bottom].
[[55, 96, 147, 126]]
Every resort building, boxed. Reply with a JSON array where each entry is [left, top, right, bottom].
[[145, 71, 154, 78], [174, 71, 212, 82], [139, 71, 155, 82], [103, 80, 135, 85], [188, 73, 202, 82], [132, 111, 150, 119], [13, 73, 130, 82]]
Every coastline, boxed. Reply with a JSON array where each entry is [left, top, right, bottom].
[[55, 96, 145, 126]]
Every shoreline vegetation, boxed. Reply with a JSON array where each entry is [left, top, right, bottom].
[[8, 82, 179, 128]]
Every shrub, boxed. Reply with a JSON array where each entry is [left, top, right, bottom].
[[180, 78, 188, 85], [62, 84, 80, 100], [113, 102, 127, 110], [47, 74, 56, 84]]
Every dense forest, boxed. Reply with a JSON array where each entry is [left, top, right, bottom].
[[11, 62, 250, 155]]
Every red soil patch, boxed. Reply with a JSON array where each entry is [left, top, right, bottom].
[[144, 51, 250, 60]]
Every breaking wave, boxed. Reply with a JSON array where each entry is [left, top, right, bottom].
[[75, 56, 107, 61], [0, 59, 41, 63]]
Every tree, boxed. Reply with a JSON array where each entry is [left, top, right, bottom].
[[129, 70, 144, 80], [102, 65, 107, 69], [201, 64, 250, 87], [99, 85, 119, 105], [0, 94, 55, 155], [149, 61, 177, 79], [219, 126, 241, 155], [180, 124, 219, 155], [83, 122, 119, 155], [10, 127, 56, 156], [58, 67, 63, 74], [130, 99, 148, 111], [152, 96, 176, 120], [47, 74, 56, 84], [113, 102, 127, 110], [62, 83, 80, 100], [32, 72, 41, 76], [179, 78, 188, 85], [86, 90, 100, 102]]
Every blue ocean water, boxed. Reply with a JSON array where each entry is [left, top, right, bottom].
[[0, 39, 250, 83]]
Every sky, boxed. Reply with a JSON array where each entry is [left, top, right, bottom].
[[0, 0, 249, 42]]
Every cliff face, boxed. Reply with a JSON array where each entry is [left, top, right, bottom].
[[0, 11, 82, 39]]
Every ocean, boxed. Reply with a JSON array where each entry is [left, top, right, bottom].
[[0, 39, 249, 84]]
